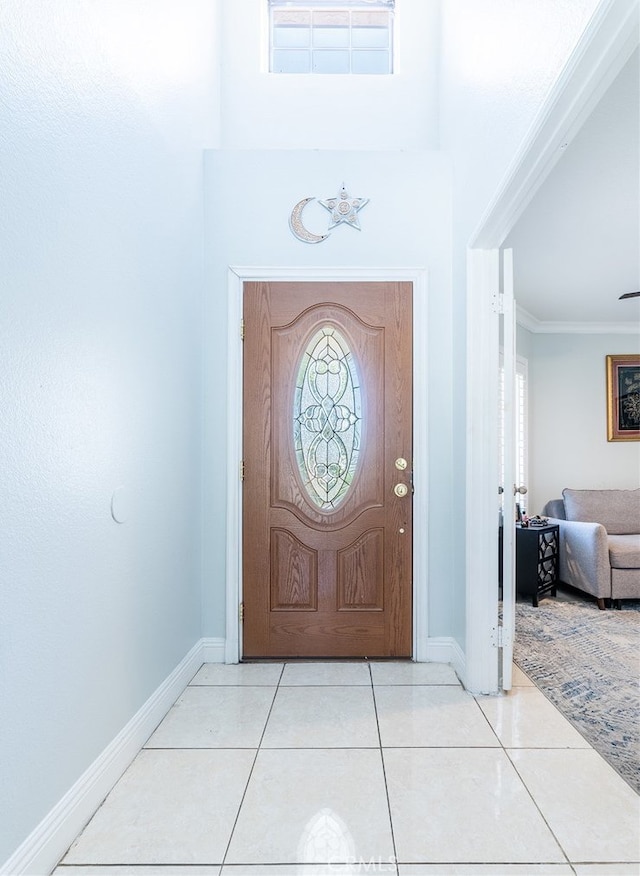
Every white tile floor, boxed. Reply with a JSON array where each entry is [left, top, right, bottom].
[[53, 661, 640, 876]]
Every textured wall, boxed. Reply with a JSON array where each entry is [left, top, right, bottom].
[[439, 0, 601, 644], [205, 1, 453, 642], [202, 148, 453, 640], [204, 0, 601, 650], [219, 0, 441, 150], [0, 0, 218, 862]]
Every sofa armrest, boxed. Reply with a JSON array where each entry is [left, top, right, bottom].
[[545, 517, 611, 599]]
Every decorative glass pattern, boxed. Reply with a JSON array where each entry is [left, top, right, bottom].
[[294, 326, 361, 510]]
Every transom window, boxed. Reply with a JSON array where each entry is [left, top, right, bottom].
[[269, 1, 395, 75]]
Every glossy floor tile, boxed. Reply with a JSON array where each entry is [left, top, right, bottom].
[[398, 867, 574, 875], [384, 747, 566, 863], [62, 749, 254, 865], [508, 748, 640, 862], [511, 664, 535, 686], [225, 748, 394, 864], [191, 662, 284, 686], [375, 684, 500, 747], [220, 867, 397, 875], [56, 869, 221, 875], [261, 685, 379, 748], [55, 661, 639, 874], [370, 661, 459, 685], [280, 661, 371, 686], [145, 685, 276, 748], [475, 686, 591, 748], [571, 867, 640, 875]]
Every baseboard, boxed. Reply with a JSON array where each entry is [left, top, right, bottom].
[[425, 636, 466, 685], [1, 639, 206, 876], [2, 632, 464, 873]]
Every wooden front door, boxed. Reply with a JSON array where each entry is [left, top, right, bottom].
[[242, 281, 412, 658]]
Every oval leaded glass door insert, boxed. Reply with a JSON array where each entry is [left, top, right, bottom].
[[293, 326, 361, 510]]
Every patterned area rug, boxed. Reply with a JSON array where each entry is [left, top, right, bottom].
[[514, 592, 640, 794]]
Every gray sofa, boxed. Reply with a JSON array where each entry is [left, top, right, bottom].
[[542, 488, 640, 609]]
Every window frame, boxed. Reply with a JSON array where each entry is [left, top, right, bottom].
[[268, 1, 395, 75]]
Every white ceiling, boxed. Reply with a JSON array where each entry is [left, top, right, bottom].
[[505, 46, 640, 329]]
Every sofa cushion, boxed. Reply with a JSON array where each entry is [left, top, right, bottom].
[[542, 498, 566, 520], [562, 488, 640, 535], [608, 535, 640, 569]]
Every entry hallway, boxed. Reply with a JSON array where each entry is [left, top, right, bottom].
[[53, 661, 639, 875]]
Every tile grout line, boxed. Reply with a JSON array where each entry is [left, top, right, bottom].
[[504, 745, 583, 869], [477, 677, 636, 867], [499, 724, 575, 868], [473, 685, 575, 869], [59, 663, 626, 873], [218, 661, 286, 869], [510, 676, 640, 794], [500, 743, 595, 873], [368, 662, 400, 876]]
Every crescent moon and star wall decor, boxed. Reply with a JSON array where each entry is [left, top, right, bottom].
[[289, 183, 369, 244]]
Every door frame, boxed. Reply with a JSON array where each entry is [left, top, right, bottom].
[[464, 0, 638, 693], [225, 266, 429, 663]]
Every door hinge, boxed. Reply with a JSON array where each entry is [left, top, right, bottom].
[[240, 318, 245, 340], [491, 291, 504, 315], [495, 625, 512, 649], [239, 602, 244, 622], [240, 459, 245, 481]]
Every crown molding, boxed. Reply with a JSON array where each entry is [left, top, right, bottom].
[[516, 304, 640, 334]]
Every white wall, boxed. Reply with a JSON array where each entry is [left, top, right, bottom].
[[506, 47, 640, 324], [528, 332, 640, 514], [438, 0, 601, 643], [439, 0, 602, 223], [517, 323, 534, 361], [219, 0, 440, 150], [202, 149, 454, 639], [202, 0, 458, 642], [202, 0, 605, 651], [0, 0, 219, 863]]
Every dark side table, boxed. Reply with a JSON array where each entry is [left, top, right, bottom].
[[516, 523, 559, 607]]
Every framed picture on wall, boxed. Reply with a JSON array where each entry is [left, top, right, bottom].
[[606, 355, 640, 441]]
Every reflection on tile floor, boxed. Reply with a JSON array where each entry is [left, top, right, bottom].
[[54, 661, 640, 875]]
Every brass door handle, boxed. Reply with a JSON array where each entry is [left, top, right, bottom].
[[394, 483, 409, 498]]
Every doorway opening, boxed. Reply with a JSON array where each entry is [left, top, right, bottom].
[[464, 0, 637, 693]]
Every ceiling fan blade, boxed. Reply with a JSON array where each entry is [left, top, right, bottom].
[[619, 291, 640, 299]]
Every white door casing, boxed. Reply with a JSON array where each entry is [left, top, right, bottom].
[[465, 247, 501, 694]]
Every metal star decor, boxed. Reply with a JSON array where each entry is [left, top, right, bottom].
[[318, 184, 369, 231]]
